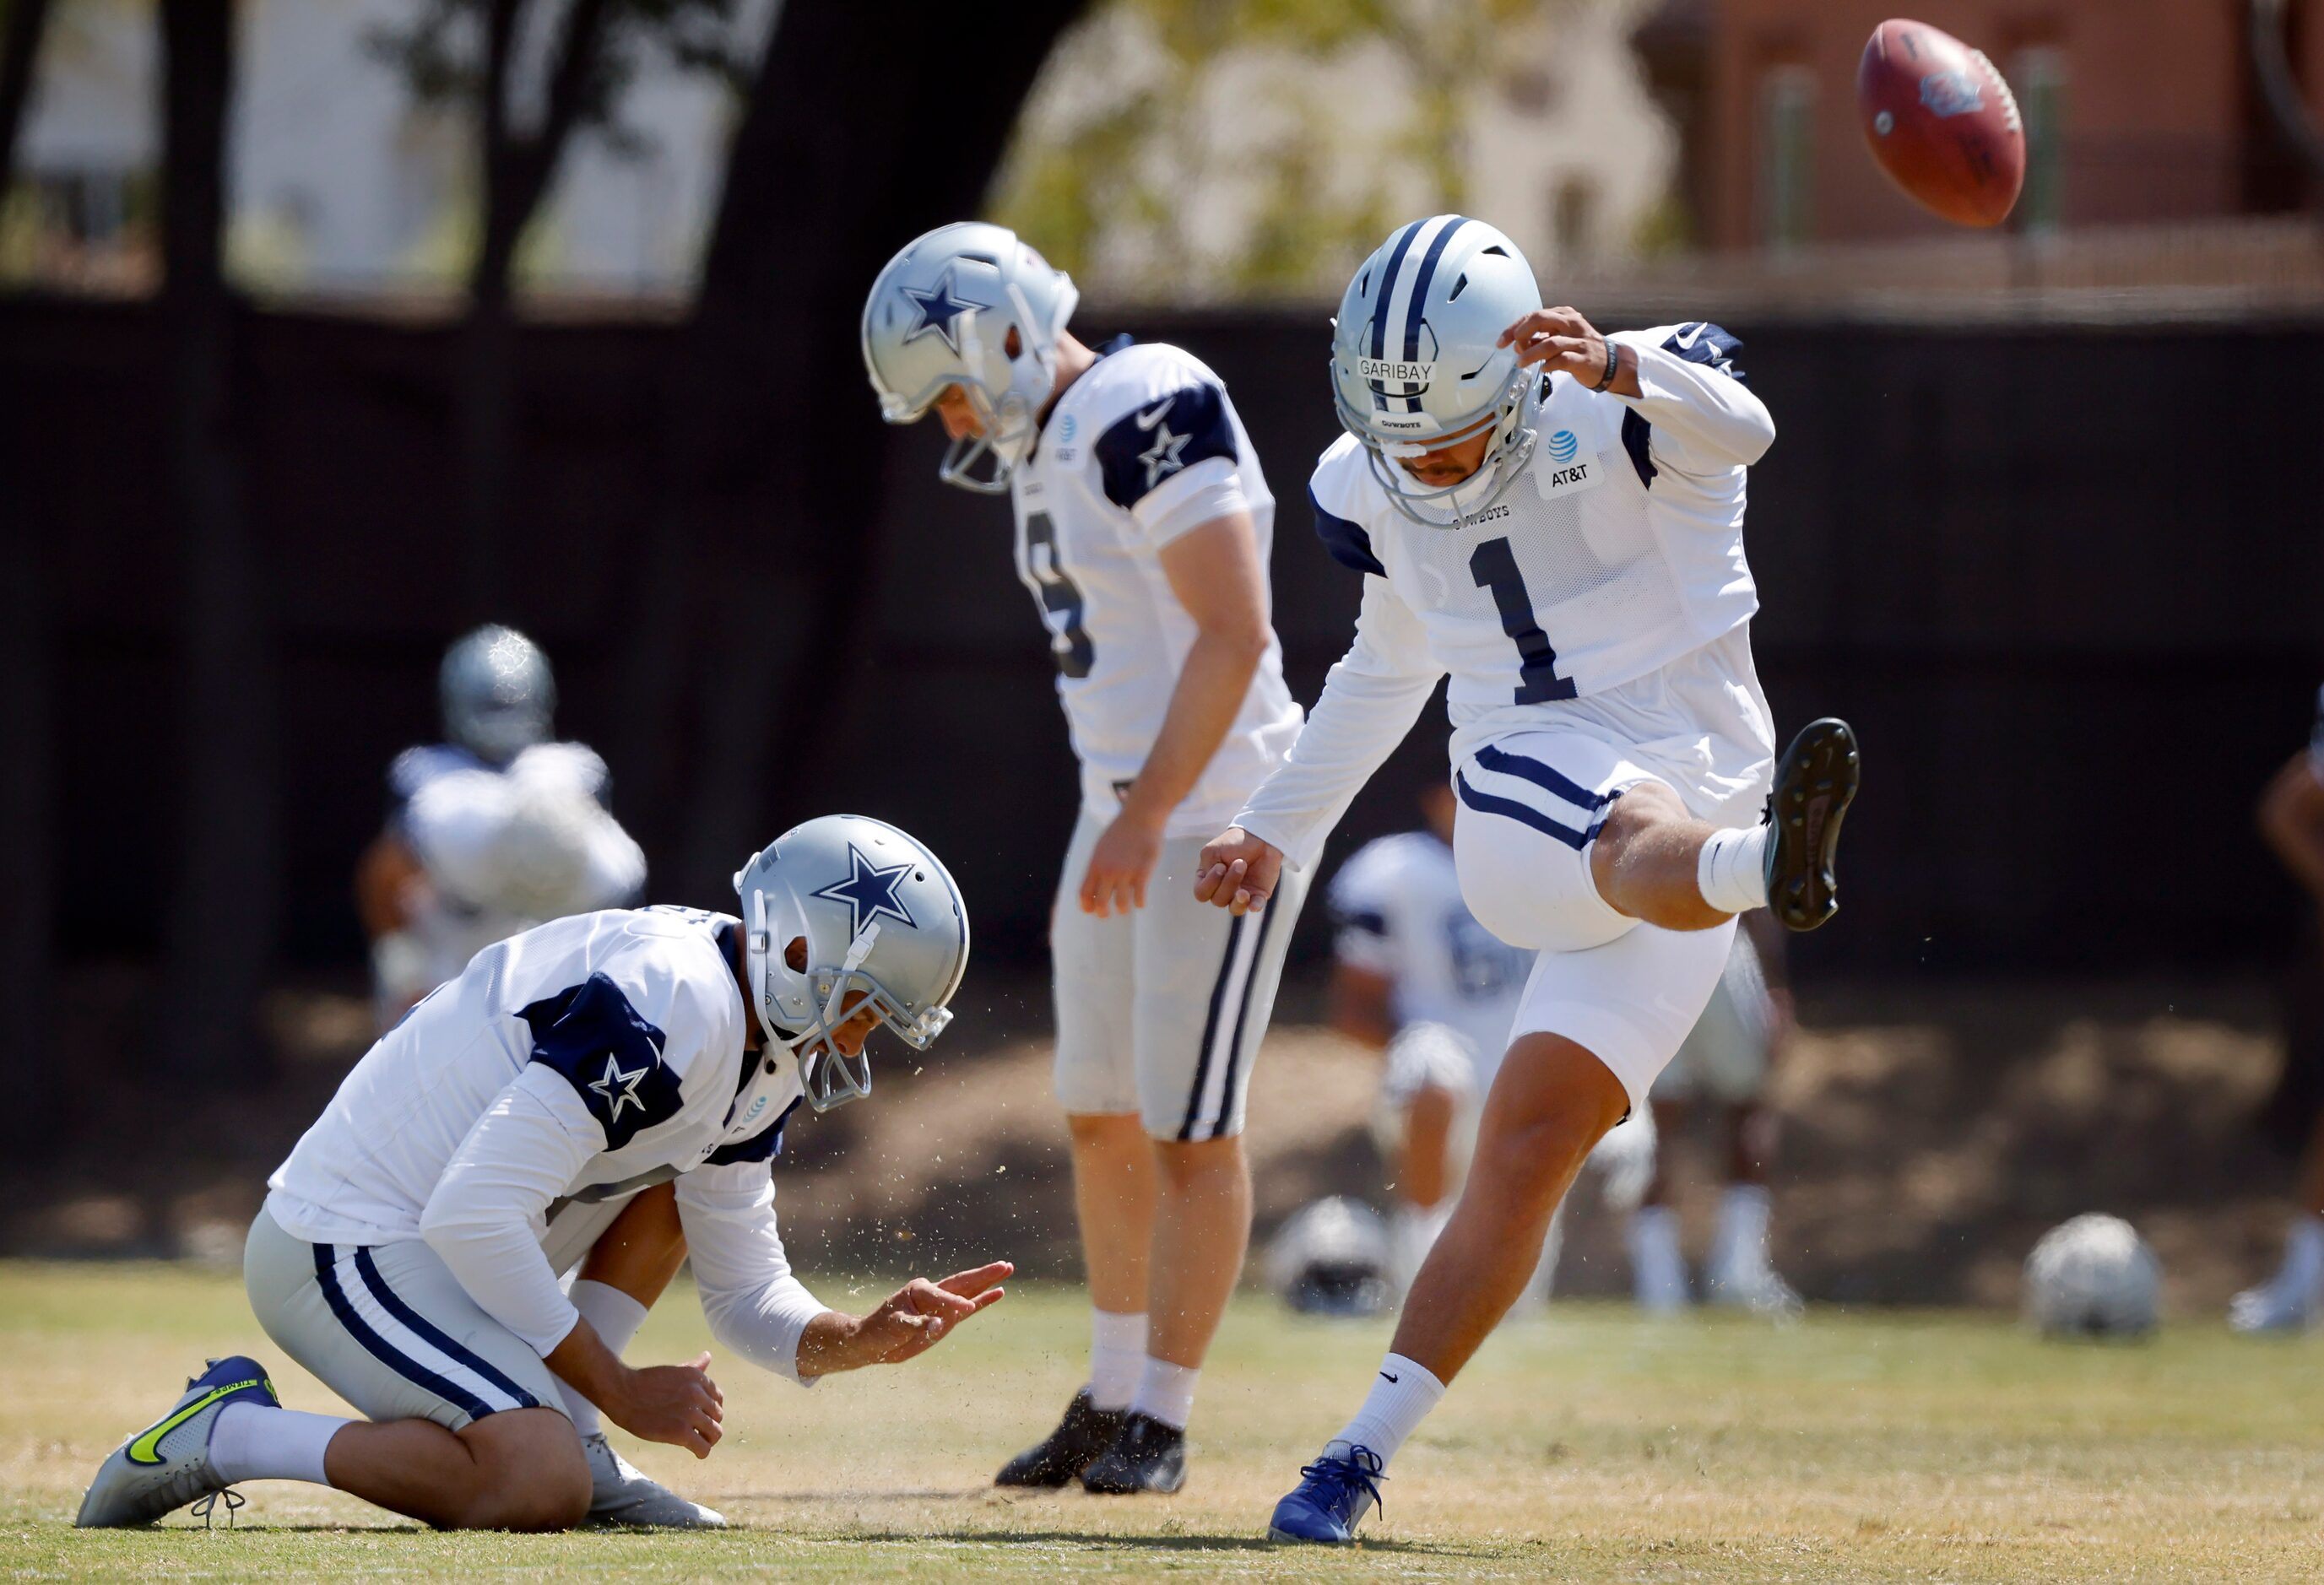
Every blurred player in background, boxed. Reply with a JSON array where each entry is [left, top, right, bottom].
[[2234, 685, 2324, 1332], [1629, 909, 1801, 1317], [864, 224, 1306, 1495], [357, 625, 646, 1028], [1189, 215, 1858, 1544], [1331, 784, 1654, 1302], [79, 816, 998, 1534], [1327, 784, 1536, 1290]]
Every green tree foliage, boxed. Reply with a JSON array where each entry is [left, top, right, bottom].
[[992, 0, 1547, 300]]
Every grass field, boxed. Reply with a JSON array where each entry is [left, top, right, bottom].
[[3, 1262, 2321, 1581]]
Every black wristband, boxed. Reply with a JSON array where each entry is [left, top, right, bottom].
[[1591, 338, 1620, 392]]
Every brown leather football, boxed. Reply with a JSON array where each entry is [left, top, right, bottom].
[[1858, 19, 2025, 228]]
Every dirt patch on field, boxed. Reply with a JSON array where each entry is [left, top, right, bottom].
[[5, 967, 2300, 1312]]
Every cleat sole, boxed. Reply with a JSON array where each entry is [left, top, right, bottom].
[[1766, 717, 1860, 933]]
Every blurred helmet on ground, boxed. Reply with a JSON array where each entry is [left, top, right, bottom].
[[441, 625, 555, 765], [2024, 1213, 2160, 1339], [1266, 1196, 1397, 1317]]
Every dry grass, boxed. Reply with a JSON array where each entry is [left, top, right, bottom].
[[4, 1261, 2323, 1581]]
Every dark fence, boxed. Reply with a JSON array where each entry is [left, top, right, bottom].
[[6, 296, 2321, 984]]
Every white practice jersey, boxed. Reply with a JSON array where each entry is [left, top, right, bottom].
[[1010, 338, 1304, 836], [1239, 323, 1777, 866], [384, 741, 647, 1001], [270, 906, 826, 1369], [1330, 830, 1534, 1068]]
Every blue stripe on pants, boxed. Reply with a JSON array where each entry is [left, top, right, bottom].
[[1455, 770, 1607, 852], [311, 1242, 497, 1423]]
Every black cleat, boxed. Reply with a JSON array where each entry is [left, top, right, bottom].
[[1080, 1411, 1187, 1495], [994, 1390, 1128, 1488], [1764, 717, 1859, 932]]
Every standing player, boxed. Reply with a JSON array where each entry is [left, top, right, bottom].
[[79, 816, 1005, 1532], [1189, 215, 1859, 1544], [862, 223, 1307, 1495], [1629, 910, 1801, 1317], [2233, 690, 2324, 1331], [1326, 782, 1534, 1289], [358, 625, 646, 1027]]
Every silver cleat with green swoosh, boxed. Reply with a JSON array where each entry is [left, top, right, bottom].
[[76, 1355, 279, 1527]]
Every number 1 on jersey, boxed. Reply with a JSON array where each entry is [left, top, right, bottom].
[[1469, 537, 1576, 704]]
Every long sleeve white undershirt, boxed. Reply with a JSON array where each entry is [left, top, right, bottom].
[[1234, 575, 1444, 872], [1610, 333, 1776, 475], [676, 1162, 831, 1386]]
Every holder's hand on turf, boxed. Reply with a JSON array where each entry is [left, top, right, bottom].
[[1195, 826, 1282, 916], [796, 1262, 1012, 1378], [605, 1352, 725, 1459]]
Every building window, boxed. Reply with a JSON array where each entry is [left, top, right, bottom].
[[1758, 65, 1815, 250], [2011, 47, 2067, 235]]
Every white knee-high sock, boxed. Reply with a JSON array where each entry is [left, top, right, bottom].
[[1696, 825, 1770, 914], [1131, 1357, 1200, 1431], [1709, 1183, 1774, 1281], [1629, 1204, 1688, 1312], [558, 1279, 649, 1437], [1328, 1353, 1446, 1469], [208, 1403, 351, 1486], [1088, 1309, 1147, 1411]]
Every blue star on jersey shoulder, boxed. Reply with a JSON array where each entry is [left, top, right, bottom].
[[812, 845, 918, 937], [1622, 322, 1748, 492], [521, 973, 683, 1151], [1096, 381, 1238, 511], [902, 266, 973, 354]]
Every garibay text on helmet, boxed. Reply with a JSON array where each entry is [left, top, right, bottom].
[[441, 625, 556, 765], [860, 221, 1080, 494], [1330, 214, 1545, 533], [733, 814, 970, 1112]]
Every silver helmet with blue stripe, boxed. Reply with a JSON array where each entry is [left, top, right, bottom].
[[733, 814, 970, 1112], [441, 625, 555, 765], [861, 221, 1080, 494], [1330, 215, 1543, 531]]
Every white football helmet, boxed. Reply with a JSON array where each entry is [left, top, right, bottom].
[[1330, 214, 1545, 532], [1265, 1197, 1397, 1317], [441, 625, 555, 765], [733, 814, 969, 1112], [860, 221, 1080, 493], [2023, 1213, 2160, 1339]]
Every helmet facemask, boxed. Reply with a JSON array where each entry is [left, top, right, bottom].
[[742, 892, 956, 1114], [1335, 360, 1538, 533]]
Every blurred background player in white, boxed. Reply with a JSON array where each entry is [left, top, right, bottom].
[[357, 625, 646, 1027], [863, 223, 1306, 1496], [1189, 215, 1859, 1544], [1629, 909, 1801, 1317], [2234, 684, 2324, 1332], [1326, 782, 1535, 1290], [1330, 782, 1653, 1301], [79, 816, 1005, 1534]]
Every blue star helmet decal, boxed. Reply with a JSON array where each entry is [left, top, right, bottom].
[[812, 844, 918, 937], [902, 265, 973, 354]]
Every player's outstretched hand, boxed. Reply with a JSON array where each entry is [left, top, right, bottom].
[[1195, 826, 1282, 915], [1498, 306, 1617, 387], [608, 1351, 725, 1459], [799, 1262, 1013, 1377]]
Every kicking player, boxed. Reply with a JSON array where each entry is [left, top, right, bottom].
[[1189, 215, 1859, 1544], [1629, 910, 1801, 1317], [862, 223, 1307, 1494], [79, 815, 1005, 1532], [358, 625, 646, 1028]]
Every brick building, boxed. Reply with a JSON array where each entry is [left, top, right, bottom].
[[1634, 0, 2324, 250]]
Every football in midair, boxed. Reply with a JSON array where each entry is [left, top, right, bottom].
[[1857, 19, 2025, 227]]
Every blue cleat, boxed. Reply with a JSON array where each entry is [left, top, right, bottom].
[[77, 1356, 279, 1528], [1265, 1442, 1387, 1544]]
